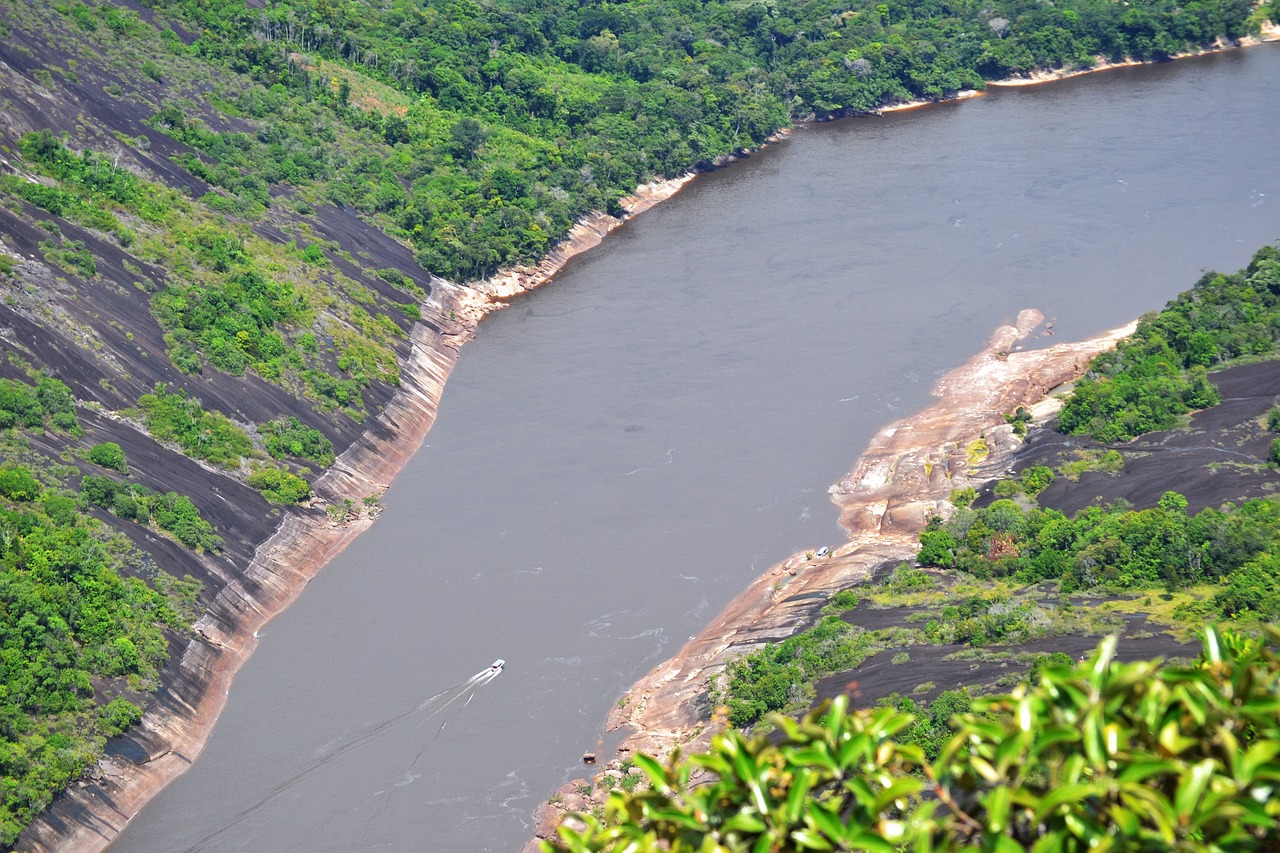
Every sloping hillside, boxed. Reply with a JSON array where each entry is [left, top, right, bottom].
[[0, 4, 466, 848]]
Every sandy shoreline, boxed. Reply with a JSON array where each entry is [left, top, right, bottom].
[[986, 25, 1279, 88]]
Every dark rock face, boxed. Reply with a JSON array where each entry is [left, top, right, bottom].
[[1018, 359, 1280, 516], [0, 10, 474, 849]]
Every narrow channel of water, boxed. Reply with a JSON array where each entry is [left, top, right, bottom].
[[115, 46, 1280, 853]]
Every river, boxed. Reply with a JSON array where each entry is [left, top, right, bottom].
[[114, 45, 1280, 853]]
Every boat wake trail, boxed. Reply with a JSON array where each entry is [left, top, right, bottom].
[[180, 660, 505, 852]]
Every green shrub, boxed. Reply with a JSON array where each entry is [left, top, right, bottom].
[[87, 441, 128, 472], [0, 378, 44, 429], [1267, 403, 1280, 433], [260, 416, 335, 466], [99, 698, 143, 735], [0, 464, 42, 501], [821, 589, 859, 614], [247, 466, 311, 504], [39, 237, 96, 278]]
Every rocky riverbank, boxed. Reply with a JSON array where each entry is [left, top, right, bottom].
[[16, 300, 463, 852], [524, 311, 1136, 850], [14, 28, 1271, 851], [13, 161, 709, 852]]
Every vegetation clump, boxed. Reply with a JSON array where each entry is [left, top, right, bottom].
[[260, 416, 335, 466], [549, 628, 1280, 852], [0, 463, 192, 846], [720, 592, 883, 728], [80, 474, 224, 552], [1057, 447, 1125, 481], [1060, 244, 1280, 442], [137, 385, 254, 468], [86, 441, 128, 473], [136, 387, 311, 502], [915, 490, 1280, 615], [246, 466, 311, 504], [0, 375, 81, 435]]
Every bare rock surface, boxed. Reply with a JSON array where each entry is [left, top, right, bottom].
[[523, 312, 1135, 851]]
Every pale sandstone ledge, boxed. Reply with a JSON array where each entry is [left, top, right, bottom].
[[986, 25, 1279, 88], [524, 311, 1137, 851]]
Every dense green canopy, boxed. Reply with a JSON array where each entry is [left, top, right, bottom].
[[142, 0, 1263, 279]]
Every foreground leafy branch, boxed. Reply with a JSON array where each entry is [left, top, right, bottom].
[[549, 626, 1280, 852]]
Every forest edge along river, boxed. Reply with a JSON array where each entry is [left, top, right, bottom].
[[107, 40, 1280, 853], [37, 38, 1280, 853]]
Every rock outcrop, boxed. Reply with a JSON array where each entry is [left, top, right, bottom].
[[525, 310, 1136, 850]]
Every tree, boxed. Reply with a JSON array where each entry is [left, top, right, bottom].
[[1158, 490, 1188, 514], [917, 523, 958, 567], [87, 441, 128, 473], [449, 118, 487, 162]]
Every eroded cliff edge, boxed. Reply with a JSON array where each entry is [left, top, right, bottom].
[[525, 311, 1137, 849]]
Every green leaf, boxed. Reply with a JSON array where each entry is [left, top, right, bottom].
[[633, 753, 671, 791], [1117, 759, 1177, 785], [1032, 783, 1096, 821], [792, 828, 836, 851], [1238, 740, 1280, 785], [982, 785, 1012, 834], [805, 800, 848, 843], [1175, 759, 1217, 822]]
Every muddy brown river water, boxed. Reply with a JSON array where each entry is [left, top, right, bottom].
[[113, 45, 1280, 853]]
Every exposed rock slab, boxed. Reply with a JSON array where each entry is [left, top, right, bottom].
[[524, 311, 1136, 851]]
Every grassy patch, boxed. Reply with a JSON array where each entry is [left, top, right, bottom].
[[1057, 448, 1125, 481], [966, 435, 989, 469]]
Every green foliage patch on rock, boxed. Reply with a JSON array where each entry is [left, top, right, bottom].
[[0, 463, 192, 847], [80, 474, 223, 552], [136, 385, 255, 469], [260, 416, 335, 467], [1060, 245, 1280, 442]]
